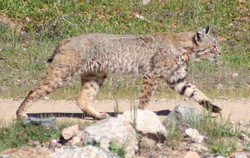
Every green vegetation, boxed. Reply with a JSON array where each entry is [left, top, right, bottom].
[[165, 111, 249, 156], [194, 114, 247, 156], [110, 140, 126, 158], [0, 120, 63, 151], [0, 112, 248, 156], [0, 0, 249, 100]]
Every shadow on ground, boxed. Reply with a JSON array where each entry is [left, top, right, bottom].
[[27, 110, 171, 119]]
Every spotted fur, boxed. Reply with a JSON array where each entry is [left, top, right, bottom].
[[17, 26, 221, 120]]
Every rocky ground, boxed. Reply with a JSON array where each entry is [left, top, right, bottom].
[[0, 98, 249, 158]]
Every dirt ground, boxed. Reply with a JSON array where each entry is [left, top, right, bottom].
[[0, 98, 249, 158], [0, 98, 249, 125]]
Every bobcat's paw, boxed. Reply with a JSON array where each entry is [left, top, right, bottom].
[[200, 100, 221, 113], [95, 113, 110, 120], [211, 105, 221, 113], [16, 112, 28, 120]]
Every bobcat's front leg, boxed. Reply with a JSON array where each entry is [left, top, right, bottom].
[[168, 80, 221, 113]]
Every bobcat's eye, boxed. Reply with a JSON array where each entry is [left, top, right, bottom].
[[213, 46, 217, 49]]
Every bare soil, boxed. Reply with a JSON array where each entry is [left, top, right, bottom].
[[0, 98, 249, 125], [0, 98, 249, 157]]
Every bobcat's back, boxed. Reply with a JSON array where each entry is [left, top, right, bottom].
[[54, 33, 158, 74], [53, 33, 188, 75]]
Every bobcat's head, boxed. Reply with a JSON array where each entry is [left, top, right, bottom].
[[193, 26, 221, 61]]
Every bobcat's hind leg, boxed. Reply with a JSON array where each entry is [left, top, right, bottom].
[[17, 60, 75, 119], [77, 72, 109, 120], [139, 73, 159, 110]]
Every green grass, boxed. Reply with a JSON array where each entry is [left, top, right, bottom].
[[165, 111, 249, 156], [198, 115, 249, 156], [109, 140, 126, 158], [0, 113, 248, 156], [0, 0, 249, 99], [0, 118, 93, 152], [0, 120, 63, 151]]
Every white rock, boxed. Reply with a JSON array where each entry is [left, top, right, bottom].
[[43, 96, 50, 100], [234, 152, 248, 158], [189, 143, 208, 152], [50, 146, 118, 158], [232, 73, 238, 78], [121, 109, 167, 141], [81, 117, 137, 158], [61, 124, 79, 140], [185, 128, 205, 143]]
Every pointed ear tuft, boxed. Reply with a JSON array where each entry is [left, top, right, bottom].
[[205, 26, 210, 34], [195, 27, 205, 42]]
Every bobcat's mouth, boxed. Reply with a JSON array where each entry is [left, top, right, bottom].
[[209, 52, 221, 61], [198, 50, 220, 62], [204, 54, 220, 62], [193, 52, 220, 62], [207, 57, 218, 62]]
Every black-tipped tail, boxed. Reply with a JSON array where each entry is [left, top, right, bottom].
[[47, 58, 53, 63]]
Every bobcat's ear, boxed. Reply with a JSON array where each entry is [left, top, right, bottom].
[[195, 27, 206, 42], [205, 26, 210, 34]]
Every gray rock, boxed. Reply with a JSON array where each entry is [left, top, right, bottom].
[[50, 146, 119, 158], [163, 104, 201, 130], [23, 117, 56, 128], [120, 109, 167, 142], [81, 117, 137, 158], [189, 143, 208, 152], [140, 137, 156, 149]]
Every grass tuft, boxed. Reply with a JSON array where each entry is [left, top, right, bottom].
[[0, 120, 65, 152], [164, 111, 249, 156]]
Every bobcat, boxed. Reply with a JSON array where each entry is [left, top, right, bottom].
[[17, 26, 221, 120]]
